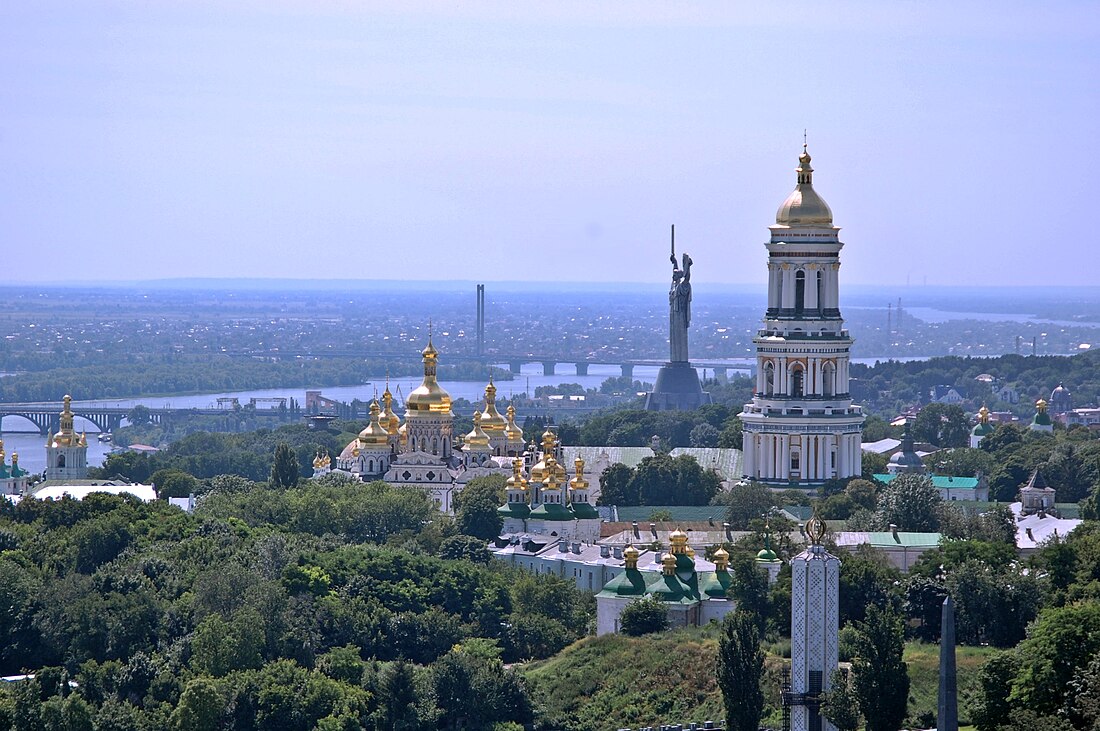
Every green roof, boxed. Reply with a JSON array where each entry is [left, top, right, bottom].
[[838, 531, 943, 548], [529, 502, 577, 521], [569, 502, 600, 519], [596, 568, 649, 598], [699, 570, 733, 599], [874, 474, 980, 489], [497, 503, 530, 518], [971, 422, 995, 436], [644, 572, 696, 604]]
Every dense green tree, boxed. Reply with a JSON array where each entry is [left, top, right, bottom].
[[822, 670, 860, 731], [726, 553, 770, 629], [715, 611, 764, 731], [377, 661, 422, 731], [454, 476, 505, 540], [150, 468, 200, 499], [970, 651, 1021, 731], [618, 596, 668, 636], [597, 463, 636, 506], [850, 606, 909, 731], [913, 403, 970, 448], [690, 423, 720, 447], [873, 473, 941, 532], [1009, 602, 1100, 716], [270, 442, 300, 488], [438, 535, 491, 563], [716, 482, 777, 530], [172, 678, 225, 731], [717, 416, 743, 449], [838, 545, 901, 627]]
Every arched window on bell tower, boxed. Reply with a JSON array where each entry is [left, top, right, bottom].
[[791, 366, 804, 398], [822, 362, 835, 397], [765, 362, 775, 396], [795, 271, 806, 315]]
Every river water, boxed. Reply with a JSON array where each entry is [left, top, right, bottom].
[[0, 356, 917, 475]]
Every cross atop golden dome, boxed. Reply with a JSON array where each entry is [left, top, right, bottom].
[[357, 400, 390, 447], [569, 458, 589, 491], [464, 411, 492, 450], [479, 375, 507, 434], [506, 457, 529, 490], [504, 405, 524, 442]]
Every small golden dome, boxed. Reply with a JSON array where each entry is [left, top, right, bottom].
[[504, 404, 524, 442], [381, 386, 400, 435], [661, 552, 677, 576], [569, 458, 589, 491], [479, 377, 507, 434], [978, 405, 990, 423], [1036, 399, 1048, 412], [669, 528, 689, 554], [463, 411, 491, 450], [712, 546, 730, 568], [775, 145, 833, 227], [624, 544, 640, 569], [405, 335, 453, 415], [357, 401, 390, 447], [529, 429, 565, 483], [506, 457, 529, 490], [542, 457, 562, 490]]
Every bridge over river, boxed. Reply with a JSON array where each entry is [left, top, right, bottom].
[[0, 403, 290, 435], [226, 350, 756, 378]]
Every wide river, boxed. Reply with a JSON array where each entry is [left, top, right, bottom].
[[0, 357, 916, 475]]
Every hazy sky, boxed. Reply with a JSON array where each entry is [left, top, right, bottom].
[[2, 2, 1097, 286]]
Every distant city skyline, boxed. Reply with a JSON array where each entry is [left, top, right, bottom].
[[2, 2, 1096, 286]]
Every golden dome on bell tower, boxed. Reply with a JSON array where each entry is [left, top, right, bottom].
[[775, 142, 834, 227], [478, 375, 507, 434]]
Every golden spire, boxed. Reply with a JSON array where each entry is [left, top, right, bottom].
[[357, 400, 390, 446], [569, 458, 588, 491], [624, 544, 640, 570], [405, 331, 452, 414], [506, 457, 529, 491], [669, 528, 689, 555], [479, 375, 507, 434], [776, 141, 832, 226], [464, 411, 491, 449], [806, 505, 828, 546], [542, 457, 562, 490], [381, 382, 400, 435], [713, 546, 730, 572], [504, 404, 524, 442]]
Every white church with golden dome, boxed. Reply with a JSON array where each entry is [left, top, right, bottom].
[[321, 334, 594, 516], [46, 395, 90, 481], [739, 145, 865, 486]]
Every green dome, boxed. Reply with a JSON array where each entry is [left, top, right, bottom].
[[596, 568, 649, 598], [756, 548, 779, 562]]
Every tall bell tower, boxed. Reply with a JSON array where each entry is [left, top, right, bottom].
[[739, 145, 864, 486]]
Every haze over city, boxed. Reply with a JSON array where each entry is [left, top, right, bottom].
[[2, 1, 1097, 286]]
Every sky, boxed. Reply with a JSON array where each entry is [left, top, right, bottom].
[[1, 1, 1097, 286]]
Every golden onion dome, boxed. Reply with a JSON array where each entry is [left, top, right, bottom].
[[463, 411, 492, 450], [669, 528, 689, 554], [712, 546, 730, 570], [479, 376, 507, 433], [623, 544, 640, 569], [506, 458, 529, 491], [528, 430, 558, 483], [661, 552, 677, 576], [569, 458, 589, 491], [357, 401, 390, 447], [51, 395, 79, 448], [381, 386, 400, 435], [504, 405, 524, 442], [405, 335, 453, 415], [775, 144, 833, 227], [542, 457, 562, 490]]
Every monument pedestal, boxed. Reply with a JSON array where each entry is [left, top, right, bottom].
[[644, 362, 711, 412]]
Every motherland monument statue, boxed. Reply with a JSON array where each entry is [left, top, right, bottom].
[[644, 225, 710, 411]]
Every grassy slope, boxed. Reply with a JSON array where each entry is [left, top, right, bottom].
[[903, 642, 998, 726], [524, 628, 997, 731]]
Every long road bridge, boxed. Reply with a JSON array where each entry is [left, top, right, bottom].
[[0, 404, 290, 435], [226, 350, 756, 378]]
